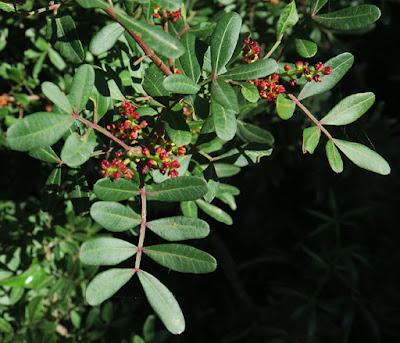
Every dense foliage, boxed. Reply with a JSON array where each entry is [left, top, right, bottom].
[[0, 0, 398, 342]]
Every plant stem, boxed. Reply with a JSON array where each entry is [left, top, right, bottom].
[[134, 187, 147, 271], [287, 93, 333, 140], [72, 113, 143, 156], [264, 34, 283, 59], [105, 7, 172, 76]]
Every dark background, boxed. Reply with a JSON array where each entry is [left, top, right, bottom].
[[1, 1, 399, 342]]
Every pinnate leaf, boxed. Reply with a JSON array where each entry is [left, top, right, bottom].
[[320, 92, 375, 126], [276, 1, 299, 38], [61, 131, 97, 168], [41, 82, 72, 114], [210, 12, 242, 75], [147, 216, 210, 241], [137, 270, 185, 335], [86, 268, 134, 306], [94, 178, 139, 201], [163, 74, 200, 95], [211, 99, 237, 141], [302, 126, 321, 154], [90, 201, 141, 232], [80, 237, 137, 265], [325, 140, 343, 173], [196, 199, 233, 225], [333, 139, 390, 175], [221, 59, 278, 81], [147, 177, 208, 202], [144, 244, 217, 274], [90, 22, 124, 56], [276, 94, 296, 120], [7, 112, 74, 152], [68, 64, 95, 112]]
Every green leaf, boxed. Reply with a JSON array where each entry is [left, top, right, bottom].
[[221, 59, 278, 81], [76, 0, 108, 9], [114, 7, 185, 59], [214, 163, 241, 178], [7, 112, 74, 151], [211, 99, 237, 141], [153, 0, 181, 11], [163, 74, 200, 95], [86, 268, 134, 306], [179, 33, 201, 82], [0, 318, 13, 334], [313, 5, 381, 31], [94, 178, 139, 201], [53, 15, 85, 63], [41, 82, 72, 114], [180, 201, 198, 218], [142, 64, 170, 97], [294, 39, 318, 58], [48, 48, 66, 70], [68, 64, 95, 112], [298, 52, 354, 100], [325, 140, 343, 173], [79, 237, 137, 265], [0, 264, 47, 289], [0, 2, 14, 12], [90, 201, 141, 232], [137, 270, 185, 334], [320, 92, 375, 126], [164, 112, 192, 145], [302, 126, 321, 154], [147, 216, 210, 241], [144, 244, 217, 274], [333, 139, 390, 175], [310, 0, 328, 15], [276, 1, 299, 38], [237, 120, 274, 145], [29, 146, 61, 164], [240, 83, 260, 103], [196, 199, 233, 225], [210, 12, 242, 75], [90, 22, 125, 55], [61, 131, 97, 168], [211, 79, 239, 112], [276, 94, 296, 120], [147, 176, 208, 202]]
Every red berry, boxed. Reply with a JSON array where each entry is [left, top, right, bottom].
[[271, 74, 280, 82], [284, 64, 291, 71], [289, 79, 297, 87], [177, 146, 186, 156], [295, 61, 304, 69], [313, 75, 322, 83], [323, 66, 332, 75], [170, 160, 180, 169], [314, 62, 324, 71], [168, 169, 179, 178]]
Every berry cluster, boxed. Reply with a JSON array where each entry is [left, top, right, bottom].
[[153, 6, 182, 23], [100, 101, 188, 180], [242, 36, 261, 64], [251, 74, 286, 103], [283, 61, 332, 87], [106, 101, 148, 144]]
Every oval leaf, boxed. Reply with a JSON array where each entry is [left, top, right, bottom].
[[41, 82, 72, 114], [294, 39, 318, 58], [211, 100, 237, 141], [333, 139, 390, 175], [7, 112, 74, 151], [137, 270, 185, 335], [237, 120, 274, 145], [210, 12, 242, 75], [241, 83, 260, 103], [221, 59, 278, 81], [302, 126, 321, 154], [68, 64, 95, 112], [179, 33, 201, 82], [147, 177, 208, 202], [61, 131, 97, 167], [320, 92, 375, 126], [298, 52, 354, 100], [29, 146, 61, 164], [211, 80, 239, 112], [326, 140, 343, 173], [196, 199, 233, 225], [86, 268, 134, 306], [163, 74, 200, 95], [147, 216, 210, 241], [276, 1, 299, 37], [90, 22, 125, 55], [276, 94, 296, 120], [80, 237, 136, 265], [314, 5, 381, 31], [90, 201, 141, 232], [144, 244, 217, 274], [94, 178, 139, 201]]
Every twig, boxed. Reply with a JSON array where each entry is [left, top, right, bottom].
[[162, 10, 174, 70], [264, 34, 283, 59], [134, 187, 147, 271], [105, 7, 172, 76], [287, 93, 333, 140], [23, 1, 62, 17], [71, 113, 143, 156]]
